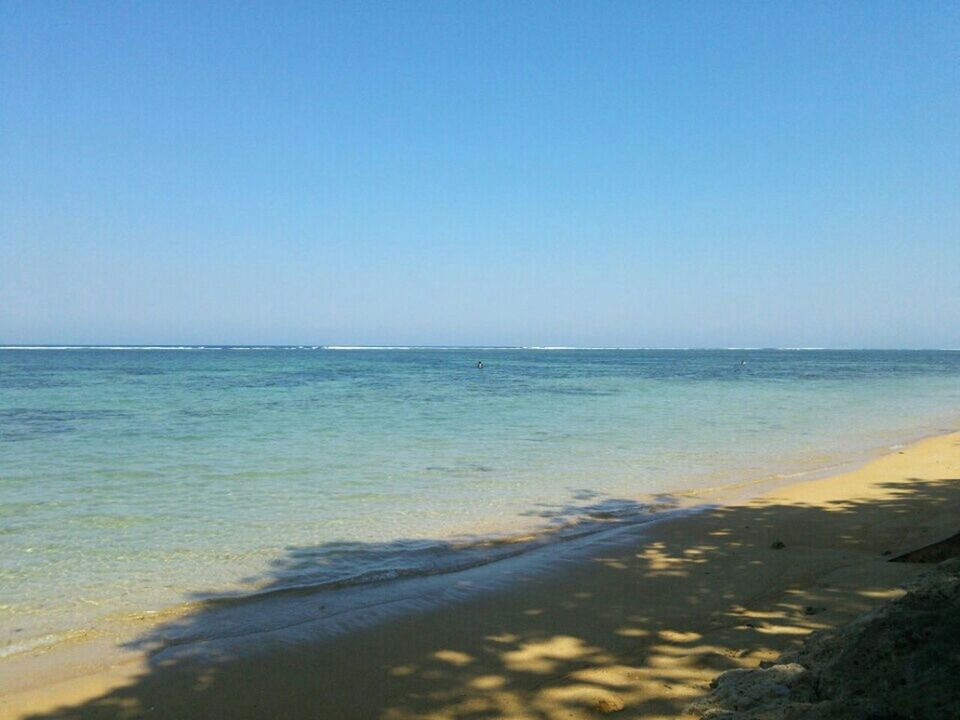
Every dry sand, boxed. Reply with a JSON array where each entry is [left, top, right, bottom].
[[2, 431, 959, 720]]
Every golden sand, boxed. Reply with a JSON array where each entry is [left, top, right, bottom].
[[3, 432, 959, 719]]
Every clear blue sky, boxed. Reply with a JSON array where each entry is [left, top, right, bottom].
[[2, 1, 958, 347]]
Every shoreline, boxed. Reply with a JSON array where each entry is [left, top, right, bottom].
[[6, 347, 960, 683], [3, 428, 960, 718], [2, 419, 951, 667]]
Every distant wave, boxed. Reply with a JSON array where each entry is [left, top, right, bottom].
[[0, 346, 209, 350], [3, 346, 955, 352], [323, 346, 423, 350], [0, 345, 323, 351], [324, 346, 523, 351], [326, 345, 672, 351]]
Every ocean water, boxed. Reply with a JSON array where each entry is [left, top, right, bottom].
[[2, 347, 960, 656]]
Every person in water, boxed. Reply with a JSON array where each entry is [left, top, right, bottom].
[[477, 360, 484, 369]]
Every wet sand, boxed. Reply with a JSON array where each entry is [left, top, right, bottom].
[[3, 431, 959, 719]]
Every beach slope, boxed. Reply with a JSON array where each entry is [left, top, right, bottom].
[[3, 432, 960, 720]]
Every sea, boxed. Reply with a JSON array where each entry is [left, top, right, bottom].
[[2, 347, 960, 658]]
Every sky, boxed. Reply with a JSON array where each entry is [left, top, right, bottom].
[[1, 1, 958, 347]]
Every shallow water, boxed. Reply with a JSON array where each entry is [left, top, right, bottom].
[[2, 347, 959, 655]]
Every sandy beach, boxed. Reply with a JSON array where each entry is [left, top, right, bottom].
[[6, 0, 958, 715], [1, 430, 957, 719]]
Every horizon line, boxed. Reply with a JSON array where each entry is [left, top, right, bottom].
[[1, 345, 958, 352]]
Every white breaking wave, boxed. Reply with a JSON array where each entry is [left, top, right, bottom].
[[0, 345, 325, 351], [0, 345, 206, 350], [323, 346, 421, 350], [3, 345, 949, 352]]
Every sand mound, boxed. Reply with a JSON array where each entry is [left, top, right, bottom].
[[689, 558, 960, 720]]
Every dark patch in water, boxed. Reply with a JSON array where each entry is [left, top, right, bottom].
[[0, 408, 130, 441], [0, 375, 74, 390], [545, 386, 617, 397], [425, 464, 496, 475]]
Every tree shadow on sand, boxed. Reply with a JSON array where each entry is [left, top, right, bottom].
[[15, 474, 960, 720]]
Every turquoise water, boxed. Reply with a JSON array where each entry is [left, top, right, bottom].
[[2, 347, 960, 655]]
